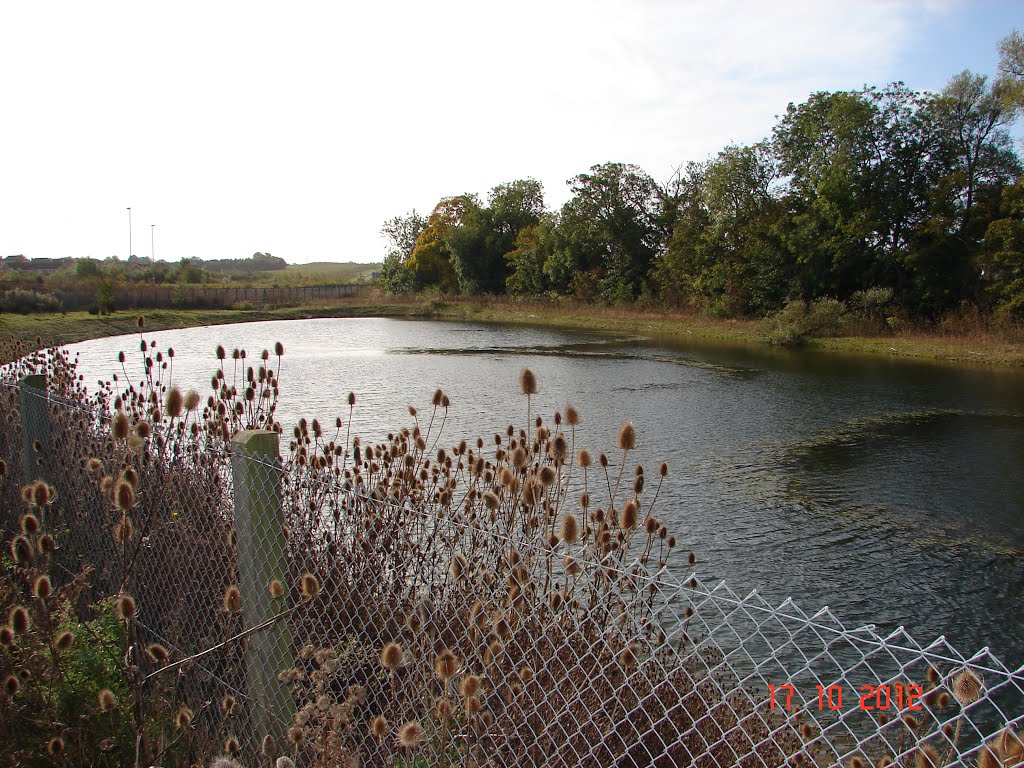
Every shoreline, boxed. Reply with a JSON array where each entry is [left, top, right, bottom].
[[2, 297, 1023, 370]]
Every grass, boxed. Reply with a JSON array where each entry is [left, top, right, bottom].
[[2, 294, 1023, 370]]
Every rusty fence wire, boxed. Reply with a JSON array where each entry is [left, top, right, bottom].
[[2, 375, 1023, 768]]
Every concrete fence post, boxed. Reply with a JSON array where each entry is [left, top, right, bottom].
[[19, 375, 49, 484], [229, 429, 293, 748]]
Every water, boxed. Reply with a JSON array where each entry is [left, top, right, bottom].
[[65, 317, 1024, 667]]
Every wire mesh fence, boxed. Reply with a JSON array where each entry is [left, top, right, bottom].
[[1, 361, 1022, 768]]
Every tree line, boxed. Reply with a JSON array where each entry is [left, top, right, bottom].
[[379, 32, 1024, 320]]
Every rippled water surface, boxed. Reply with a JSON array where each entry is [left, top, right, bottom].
[[67, 318, 1024, 665]]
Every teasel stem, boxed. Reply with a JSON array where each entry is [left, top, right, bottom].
[[144, 602, 303, 682]]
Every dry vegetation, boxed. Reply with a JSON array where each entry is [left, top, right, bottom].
[[0, 326, 1018, 767]]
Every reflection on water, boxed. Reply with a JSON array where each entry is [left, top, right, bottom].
[[66, 317, 1024, 666]]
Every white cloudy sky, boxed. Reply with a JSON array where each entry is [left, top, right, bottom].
[[0, 0, 1019, 264]]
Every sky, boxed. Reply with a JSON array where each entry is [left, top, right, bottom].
[[1, 0, 1021, 265]]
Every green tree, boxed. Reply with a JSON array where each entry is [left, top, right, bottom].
[[553, 162, 661, 301], [506, 214, 560, 296], [447, 179, 544, 295], [997, 29, 1024, 113], [378, 210, 426, 293], [983, 175, 1024, 317], [406, 197, 468, 292]]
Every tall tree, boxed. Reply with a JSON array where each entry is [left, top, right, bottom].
[[378, 210, 427, 292], [447, 179, 544, 295], [555, 162, 661, 301]]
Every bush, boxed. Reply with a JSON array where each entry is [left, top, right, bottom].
[[0, 289, 62, 314], [763, 297, 848, 346]]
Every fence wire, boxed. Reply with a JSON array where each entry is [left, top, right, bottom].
[[1, 374, 1022, 768]]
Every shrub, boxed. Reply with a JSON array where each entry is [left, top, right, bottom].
[[0, 289, 62, 314], [763, 297, 848, 346]]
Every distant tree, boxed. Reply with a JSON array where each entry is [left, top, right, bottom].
[[983, 175, 1024, 317], [447, 179, 545, 294], [997, 29, 1024, 114], [506, 214, 560, 296], [554, 163, 662, 301], [406, 199, 468, 292], [378, 210, 427, 293], [74, 258, 103, 280]]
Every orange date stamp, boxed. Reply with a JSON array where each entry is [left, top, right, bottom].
[[768, 683, 924, 712]]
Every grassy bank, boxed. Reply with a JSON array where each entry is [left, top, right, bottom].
[[3, 295, 1024, 369]]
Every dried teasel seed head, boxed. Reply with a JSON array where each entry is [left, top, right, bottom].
[[165, 387, 184, 418], [560, 514, 579, 545], [848, 758, 865, 768], [978, 745, 1000, 768], [146, 643, 169, 663], [114, 480, 135, 511], [0, 627, 13, 646], [347, 391, 356, 406], [380, 642, 404, 671], [618, 642, 640, 668], [621, 498, 639, 531], [565, 404, 579, 425], [518, 368, 537, 396], [32, 482, 49, 508], [660, 461, 668, 477], [370, 714, 388, 740], [10, 534, 33, 566], [397, 720, 424, 749], [3, 674, 18, 697], [49, 629, 72, 653], [112, 411, 130, 440], [98, 688, 117, 712], [953, 669, 981, 706], [173, 704, 193, 729], [9, 606, 30, 635], [20, 513, 39, 535], [915, 744, 940, 768], [459, 674, 481, 698], [433, 696, 455, 721], [268, 578, 286, 599], [300, 573, 320, 600], [47, 736, 64, 755], [616, 421, 636, 450], [434, 649, 459, 682], [115, 593, 136, 620], [32, 574, 51, 599], [577, 448, 592, 468], [184, 389, 201, 410], [223, 585, 242, 614], [224, 735, 241, 755], [449, 552, 468, 580]]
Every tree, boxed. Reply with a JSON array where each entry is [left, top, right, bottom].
[[933, 70, 1018, 235], [506, 214, 560, 296], [406, 198, 469, 292], [997, 29, 1024, 114], [555, 163, 662, 301], [447, 179, 545, 295], [983, 175, 1024, 317], [378, 210, 426, 293]]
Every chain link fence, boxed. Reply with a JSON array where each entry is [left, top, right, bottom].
[[2, 370, 1022, 768]]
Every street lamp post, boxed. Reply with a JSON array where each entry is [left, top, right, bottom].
[[127, 207, 132, 260], [151, 224, 155, 261]]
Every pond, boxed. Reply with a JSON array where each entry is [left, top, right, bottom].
[[66, 317, 1024, 667]]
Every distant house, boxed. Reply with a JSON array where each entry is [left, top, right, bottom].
[[1, 255, 71, 272]]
